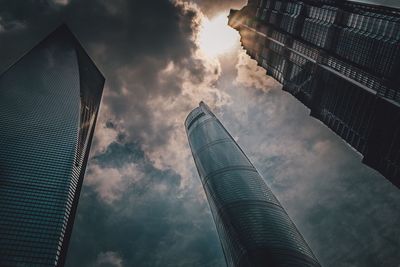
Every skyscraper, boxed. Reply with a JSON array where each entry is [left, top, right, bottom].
[[185, 102, 321, 267], [0, 25, 104, 266], [228, 0, 400, 188]]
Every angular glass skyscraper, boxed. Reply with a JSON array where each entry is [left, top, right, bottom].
[[229, 0, 400, 188], [0, 25, 104, 266], [185, 102, 320, 267]]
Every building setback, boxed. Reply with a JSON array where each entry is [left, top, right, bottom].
[[185, 102, 321, 267], [0, 25, 104, 266], [228, 0, 400, 188]]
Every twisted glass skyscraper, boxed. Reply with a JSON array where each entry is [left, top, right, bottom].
[[229, 0, 400, 188], [0, 25, 104, 266], [185, 102, 320, 267]]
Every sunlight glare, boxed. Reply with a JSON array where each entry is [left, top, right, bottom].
[[198, 14, 239, 58]]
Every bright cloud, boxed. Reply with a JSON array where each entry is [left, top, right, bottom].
[[198, 13, 239, 58]]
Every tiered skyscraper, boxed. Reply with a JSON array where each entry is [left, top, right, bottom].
[[185, 102, 321, 267], [0, 25, 104, 266], [229, 0, 400, 188]]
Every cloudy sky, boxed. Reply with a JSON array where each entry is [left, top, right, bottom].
[[1, 0, 400, 266]]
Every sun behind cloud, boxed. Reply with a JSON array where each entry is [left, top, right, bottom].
[[198, 13, 239, 58]]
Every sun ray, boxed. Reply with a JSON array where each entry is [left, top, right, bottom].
[[198, 13, 239, 58]]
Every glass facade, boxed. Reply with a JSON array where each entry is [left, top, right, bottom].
[[229, 0, 400, 188], [0, 25, 105, 266], [185, 102, 321, 267]]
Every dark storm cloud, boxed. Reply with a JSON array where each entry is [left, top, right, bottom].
[[0, 0, 201, 124], [0, 0, 196, 70], [1, 0, 400, 266]]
